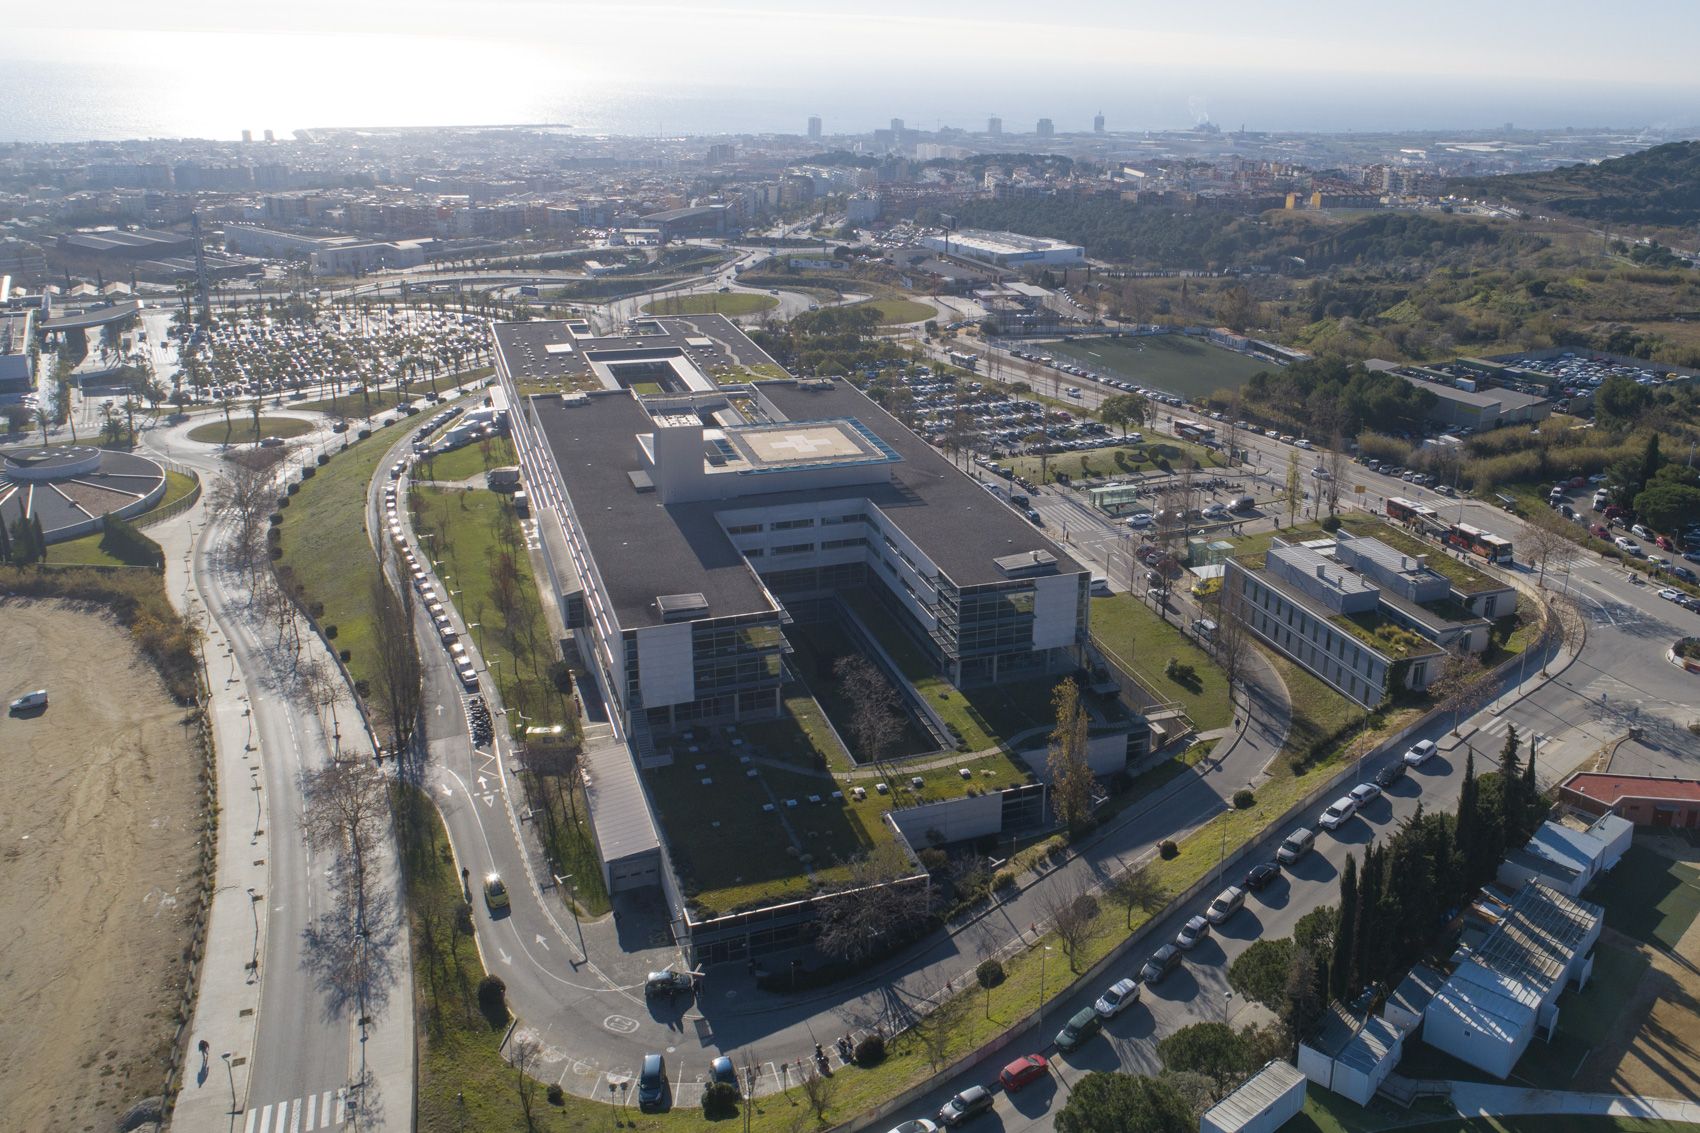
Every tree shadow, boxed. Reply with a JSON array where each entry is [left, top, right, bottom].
[[299, 880, 402, 1025]]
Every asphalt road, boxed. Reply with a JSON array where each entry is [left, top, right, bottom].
[[149, 415, 411, 1132]]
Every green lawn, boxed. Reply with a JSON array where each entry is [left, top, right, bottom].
[[275, 420, 408, 697], [782, 616, 934, 761], [186, 415, 315, 444], [42, 529, 135, 567], [415, 436, 516, 484], [847, 297, 937, 325], [642, 292, 778, 316], [1089, 593, 1234, 730], [157, 469, 199, 512], [1585, 842, 1700, 950], [839, 588, 1063, 751], [1004, 438, 1228, 485], [294, 387, 414, 418], [410, 486, 574, 729], [1046, 334, 1274, 401]]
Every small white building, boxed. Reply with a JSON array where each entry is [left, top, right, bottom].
[[1200, 1059, 1306, 1133], [1423, 883, 1603, 1079], [1496, 813, 1633, 899], [1298, 1005, 1405, 1106]]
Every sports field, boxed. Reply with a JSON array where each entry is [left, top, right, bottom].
[[1047, 333, 1272, 401]]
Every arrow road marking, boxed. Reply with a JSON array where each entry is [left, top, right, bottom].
[[535, 934, 550, 951], [498, 947, 512, 965]]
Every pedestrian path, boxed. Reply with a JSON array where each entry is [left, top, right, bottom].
[[1448, 1082, 1700, 1123], [241, 1086, 352, 1132]]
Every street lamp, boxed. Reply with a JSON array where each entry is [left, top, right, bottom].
[[221, 1051, 237, 1115], [1038, 945, 1053, 1016], [1223, 990, 1235, 1024], [246, 887, 261, 978]]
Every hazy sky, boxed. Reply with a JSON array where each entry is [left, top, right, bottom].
[[5, 0, 1698, 137]]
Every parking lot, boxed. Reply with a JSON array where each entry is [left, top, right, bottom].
[[166, 306, 490, 409]]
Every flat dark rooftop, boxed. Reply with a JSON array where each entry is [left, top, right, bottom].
[[528, 378, 1085, 631], [529, 391, 775, 630]]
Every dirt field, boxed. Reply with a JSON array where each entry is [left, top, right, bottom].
[[0, 599, 202, 1133]]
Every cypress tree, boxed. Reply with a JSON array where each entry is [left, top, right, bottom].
[[1332, 854, 1358, 1000], [1456, 748, 1479, 878], [1522, 733, 1540, 830], [1500, 726, 1524, 844], [0, 514, 10, 563], [32, 514, 46, 562], [1357, 842, 1384, 988]]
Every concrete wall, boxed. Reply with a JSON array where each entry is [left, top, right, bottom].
[[888, 791, 1004, 847]]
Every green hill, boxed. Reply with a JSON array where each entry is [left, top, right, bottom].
[[1449, 141, 1700, 228]]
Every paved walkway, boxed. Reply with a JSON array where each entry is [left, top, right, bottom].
[[1449, 1082, 1700, 1122]]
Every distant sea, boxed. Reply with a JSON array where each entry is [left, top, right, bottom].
[[1, 52, 1692, 144]]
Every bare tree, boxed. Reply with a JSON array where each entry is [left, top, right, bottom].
[[1523, 511, 1580, 589], [813, 843, 929, 966], [1210, 577, 1257, 721], [797, 1060, 837, 1126], [1285, 449, 1302, 528], [301, 759, 390, 930], [1105, 863, 1168, 929], [909, 983, 971, 1072], [1046, 678, 1095, 833], [832, 653, 904, 778], [211, 460, 279, 579], [1428, 652, 1490, 735], [1322, 433, 1349, 518], [509, 1034, 542, 1131], [369, 554, 424, 774], [1041, 873, 1100, 973]]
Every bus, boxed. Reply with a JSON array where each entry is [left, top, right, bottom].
[[1444, 522, 1514, 564], [1385, 497, 1437, 525], [1172, 418, 1216, 442]]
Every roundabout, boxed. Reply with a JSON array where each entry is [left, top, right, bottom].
[[0, 444, 167, 542]]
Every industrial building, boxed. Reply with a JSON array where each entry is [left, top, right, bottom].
[[640, 204, 730, 241], [0, 309, 34, 391], [1422, 883, 1603, 1080], [494, 317, 1092, 741], [921, 228, 1085, 268], [1365, 359, 1554, 431]]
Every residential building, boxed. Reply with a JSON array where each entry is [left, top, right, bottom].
[[1093, 112, 1106, 134], [987, 117, 1002, 137], [1036, 118, 1055, 138], [807, 116, 822, 140]]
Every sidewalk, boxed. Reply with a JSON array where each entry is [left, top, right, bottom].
[[1448, 1081, 1700, 1122]]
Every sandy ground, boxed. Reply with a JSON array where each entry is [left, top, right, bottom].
[[0, 599, 201, 1133]]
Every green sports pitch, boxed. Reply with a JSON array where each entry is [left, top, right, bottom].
[[1045, 334, 1273, 401]]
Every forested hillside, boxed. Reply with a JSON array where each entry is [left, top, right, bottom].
[[1450, 141, 1700, 228]]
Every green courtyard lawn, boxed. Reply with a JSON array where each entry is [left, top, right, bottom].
[[187, 415, 316, 444], [1089, 593, 1234, 731], [839, 588, 1062, 752], [415, 436, 516, 484], [1585, 842, 1700, 951], [275, 419, 408, 695], [409, 486, 574, 729], [42, 529, 137, 568], [783, 615, 935, 761], [1342, 517, 1502, 595], [642, 292, 778, 317]]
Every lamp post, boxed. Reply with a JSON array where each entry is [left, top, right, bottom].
[[561, 872, 586, 957], [1038, 945, 1053, 1017], [1222, 990, 1235, 1024], [246, 887, 260, 978], [222, 1051, 237, 1115]]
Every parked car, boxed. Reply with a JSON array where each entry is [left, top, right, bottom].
[[1275, 827, 1316, 865], [710, 1057, 738, 1087], [1244, 862, 1282, 890], [1140, 944, 1184, 983], [1094, 977, 1141, 1018], [1349, 782, 1382, 807], [1175, 915, 1211, 950], [1205, 885, 1247, 925], [999, 1054, 1049, 1092], [8, 689, 47, 712], [1402, 739, 1437, 766], [937, 1086, 994, 1127], [638, 1053, 667, 1110], [1055, 1006, 1102, 1052], [1376, 761, 1408, 789], [1318, 796, 1358, 830]]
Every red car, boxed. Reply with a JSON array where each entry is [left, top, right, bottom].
[[1590, 524, 1610, 540], [1659, 536, 1675, 552], [999, 1054, 1049, 1092]]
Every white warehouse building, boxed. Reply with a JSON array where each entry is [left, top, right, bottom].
[[922, 228, 1085, 267]]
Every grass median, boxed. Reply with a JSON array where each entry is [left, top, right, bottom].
[[186, 415, 315, 444]]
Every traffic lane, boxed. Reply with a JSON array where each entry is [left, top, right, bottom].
[[877, 735, 1470, 1133]]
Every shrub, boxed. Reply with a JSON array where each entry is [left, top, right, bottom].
[[976, 958, 1005, 989], [547, 1084, 564, 1106], [1159, 839, 1179, 860], [286, 482, 299, 495], [324, 624, 338, 639], [992, 870, 1016, 891], [477, 974, 508, 1028], [317, 453, 330, 466], [339, 649, 351, 663], [919, 847, 948, 873], [1319, 515, 1342, 533], [1233, 788, 1256, 809], [268, 513, 283, 526], [854, 1033, 886, 1066], [300, 466, 315, 480], [701, 1081, 739, 1119], [358, 428, 372, 439]]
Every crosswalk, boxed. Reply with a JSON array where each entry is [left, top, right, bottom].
[[242, 1088, 350, 1132]]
